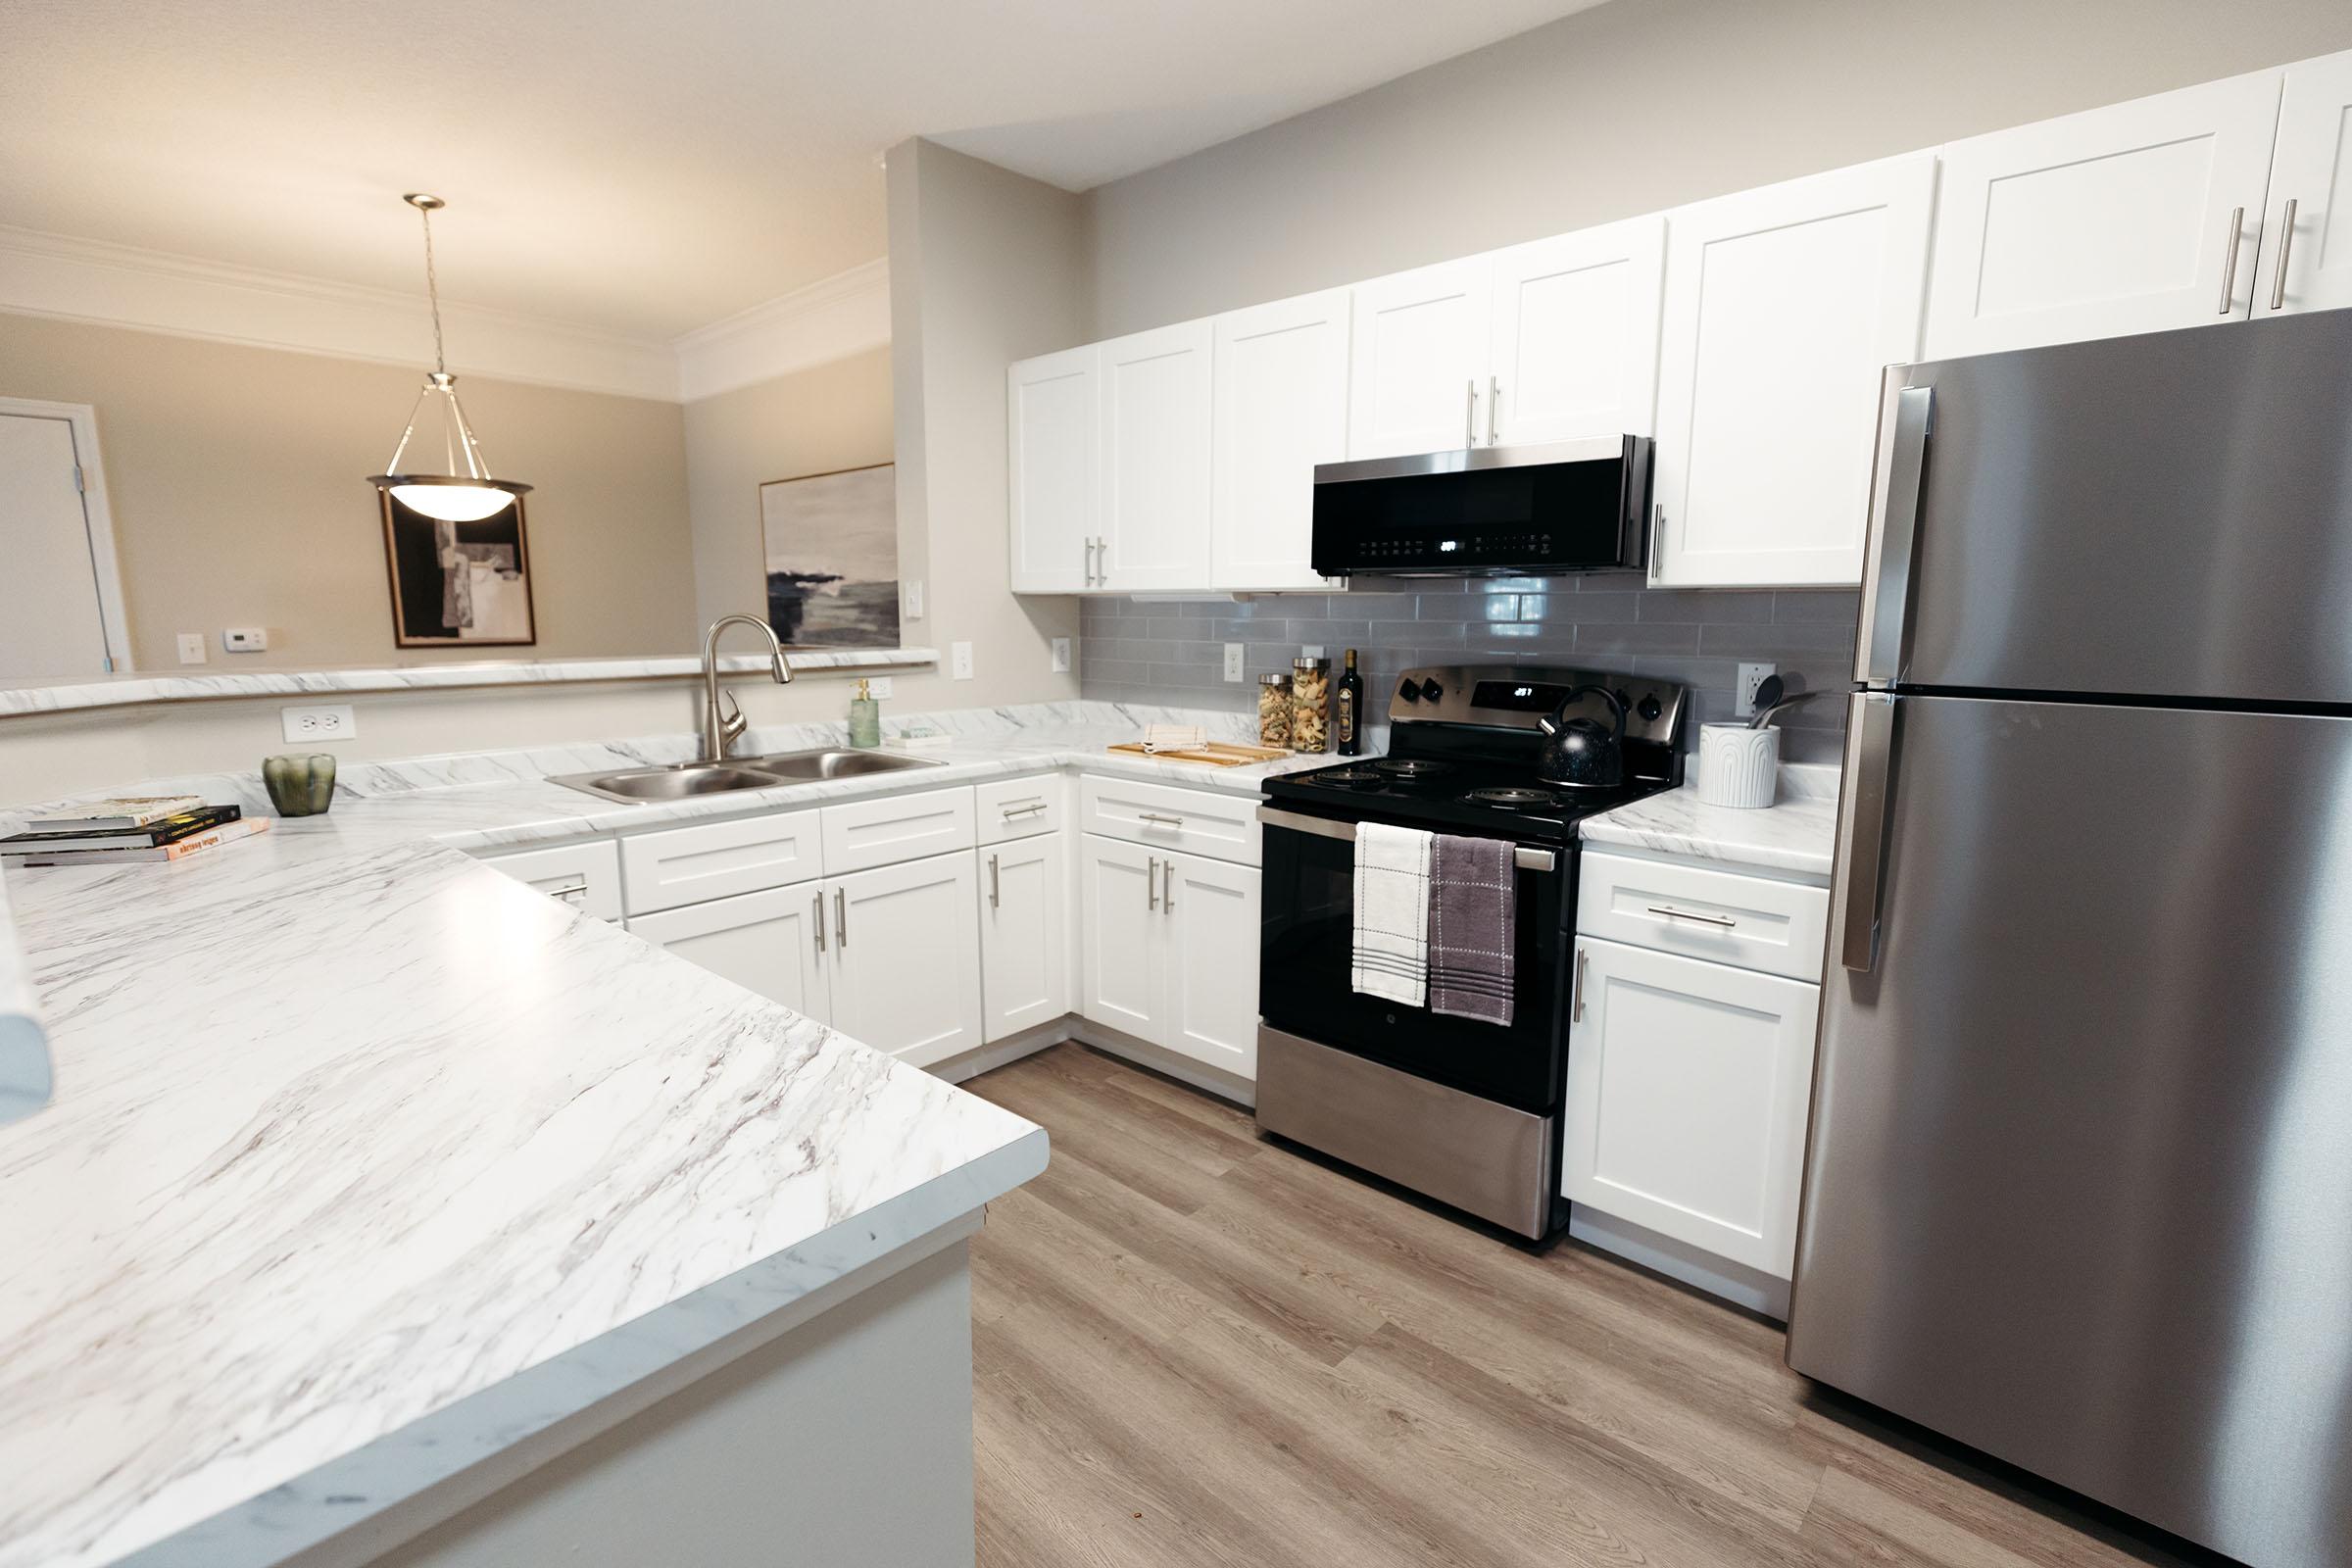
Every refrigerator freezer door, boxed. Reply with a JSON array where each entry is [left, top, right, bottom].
[[1788, 693, 2352, 1567], [1857, 309, 2352, 705]]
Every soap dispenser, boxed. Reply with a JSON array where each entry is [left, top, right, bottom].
[[848, 678, 881, 749]]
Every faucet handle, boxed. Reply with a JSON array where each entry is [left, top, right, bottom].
[[718, 689, 748, 749]]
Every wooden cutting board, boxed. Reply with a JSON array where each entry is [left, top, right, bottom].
[[1106, 740, 1294, 767]]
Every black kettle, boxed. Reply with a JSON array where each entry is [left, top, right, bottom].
[[1538, 684, 1626, 789]]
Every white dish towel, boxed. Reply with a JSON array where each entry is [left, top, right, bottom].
[[1351, 821, 1434, 1006]]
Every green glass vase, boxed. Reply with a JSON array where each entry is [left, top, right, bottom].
[[263, 753, 337, 817]]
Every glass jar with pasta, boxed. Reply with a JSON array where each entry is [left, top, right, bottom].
[[1290, 658, 1331, 753], [1256, 672, 1294, 749]]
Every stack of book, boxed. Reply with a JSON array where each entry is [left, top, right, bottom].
[[0, 796, 270, 868]]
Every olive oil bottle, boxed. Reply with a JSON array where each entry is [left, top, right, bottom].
[[1335, 649, 1364, 756]]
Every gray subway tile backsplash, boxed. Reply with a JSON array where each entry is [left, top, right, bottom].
[[1079, 577, 1860, 764]]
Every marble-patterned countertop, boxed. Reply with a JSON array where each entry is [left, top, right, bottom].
[[1579, 762, 1842, 879], [0, 700, 1314, 1568]]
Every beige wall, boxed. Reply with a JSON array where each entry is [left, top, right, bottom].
[[0, 313, 698, 672], [1086, 0, 2352, 336]]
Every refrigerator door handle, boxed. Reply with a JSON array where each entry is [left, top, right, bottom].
[[1856, 379, 1935, 687], [1838, 692, 1900, 973]]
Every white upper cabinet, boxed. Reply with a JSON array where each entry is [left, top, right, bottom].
[[2256, 49, 2352, 318], [1098, 319, 1213, 592], [1487, 217, 1667, 444], [1347, 257, 1492, 458], [1007, 344, 1099, 593], [1924, 72, 2284, 359], [1210, 289, 1351, 592], [1651, 153, 1935, 588]]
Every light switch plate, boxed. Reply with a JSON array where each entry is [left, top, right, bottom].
[[222, 626, 269, 654], [1223, 643, 1245, 681], [951, 642, 974, 680], [1050, 636, 1072, 674], [175, 633, 207, 665], [1736, 662, 1777, 717], [904, 580, 924, 620], [281, 704, 356, 742]]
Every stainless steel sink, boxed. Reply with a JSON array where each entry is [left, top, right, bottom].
[[550, 749, 940, 804]]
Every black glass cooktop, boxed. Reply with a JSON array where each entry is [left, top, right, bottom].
[[1264, 756, 1658, 840]]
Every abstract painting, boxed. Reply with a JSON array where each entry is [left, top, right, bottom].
[[759, 463, 901, 649], [379, 491, 536, 648]]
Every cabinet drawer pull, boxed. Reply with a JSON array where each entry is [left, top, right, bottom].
[[812, 890, 826, 954], [1648, 904, 1737, 929], [2270, 198, 2298, 312], [2219, 205, 2245, 314], [1000, 801, 1048, 819], [544, 882, 589, 903], [1138, 812, 1185, 827]]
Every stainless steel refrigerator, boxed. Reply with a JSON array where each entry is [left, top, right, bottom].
[[1787, 310, 2352, 1568]]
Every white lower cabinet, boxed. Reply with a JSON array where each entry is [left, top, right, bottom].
[[629, 881, 831, 1023], [979, 835, 1068, 1043], [1079, 834, 1259, 1079], [1563, 936, 1819, 1280], [828, 854, 985, 1069]]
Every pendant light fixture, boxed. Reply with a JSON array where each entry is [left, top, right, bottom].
[[368, 193, 531, 523]]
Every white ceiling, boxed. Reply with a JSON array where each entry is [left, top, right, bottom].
[[0, 0, 1609, 343]]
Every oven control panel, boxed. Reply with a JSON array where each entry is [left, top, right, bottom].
[[1389, 664, 1685, 747]]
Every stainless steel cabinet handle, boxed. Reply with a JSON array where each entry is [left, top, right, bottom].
[[812, 890, 825, 953], [1138, 812, 1185, 827], [834, 886, 848, 949], [1163, 862, 1177, 913], [2270, 198, 2298, 311], [2219, 205, 2245, 315], [1463, 379, 1477, 450], [1487, 376, 1500, 445], [1838, 693, 1900, 973], [1001, 801, 1047, 819], [988, 852, 1001, 908], [1147, 857, 1159, 911], [1648, 904, 1737, 929], [545, 882, 589, 903], [1571, 946, 1589, 1022], [1094, 536, 1108, 588], [1083, 538, 1098, 586]]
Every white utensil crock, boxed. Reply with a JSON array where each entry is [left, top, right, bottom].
[[1696, 723, 1779, 808]]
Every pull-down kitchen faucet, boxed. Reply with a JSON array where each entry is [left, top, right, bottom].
[[699, 614, 792, 762]]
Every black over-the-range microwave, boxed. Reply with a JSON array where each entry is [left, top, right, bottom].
[[1308, 435, 1651, 578]]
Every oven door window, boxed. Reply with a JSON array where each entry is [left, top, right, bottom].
[[1258, 818, 1569, 1113]]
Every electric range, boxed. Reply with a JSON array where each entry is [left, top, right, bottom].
[[1253, 664, 1688, 1241]]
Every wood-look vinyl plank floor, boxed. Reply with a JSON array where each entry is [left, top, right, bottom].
[[964, 1044, 2227, 1568]]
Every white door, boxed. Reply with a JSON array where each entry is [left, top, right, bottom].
[[1210, 289, 1351, 591], [1158, 851, 1261, 1080], [1098, 319, 1213, 592], [0, 407, 123, 678], [1651, 153, 1935, 588], [1347, 257, 1492, 459], [1006, 344, 1099, 593], [1562, 938, 1819, 1278], [2254, 49, 2352, 318], [628, 882, 831, 1024], [1924, 71, 2284, 358], [826, 855, 984, 1069], [1078, 834, 1162, 1041], [1487, 217, 1667, 444], [979, 836, 1068, 1044]]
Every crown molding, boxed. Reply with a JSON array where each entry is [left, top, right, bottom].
[[0, 224, 683, 402], [671, 257, 892, 403]]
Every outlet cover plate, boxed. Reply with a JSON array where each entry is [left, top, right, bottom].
[[1050, 637, 1072, 673], [866, 676, 894, 700], [951, 642, 974, 680], [282, 704, 357, 743], [1223, 643, 1245, 681], [1736, 662, 1777, 718]]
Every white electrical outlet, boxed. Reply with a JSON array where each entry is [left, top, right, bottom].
[[904, 580, 924, 619], [1050, 636, 1072, 673], [281, 704, 357, 743], [1300, 644, 1325, 661], [1223, 643, 1245, 681], [951, 642, 974, 680], [1736, 662, 1778, 717], [175, 632, 207, 665], [222, 626, 269, 654], [866, 676, 894, 700]]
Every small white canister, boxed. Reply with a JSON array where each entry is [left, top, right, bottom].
[[1696, 723, 1780, 808]]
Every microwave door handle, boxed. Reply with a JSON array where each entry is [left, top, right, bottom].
[[1856, 378, 1934, 688], [1837, 692, 1900, 973]]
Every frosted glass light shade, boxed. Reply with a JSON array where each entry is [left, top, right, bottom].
[[369, 372, 530, 520], [389, 481, 516, 522]]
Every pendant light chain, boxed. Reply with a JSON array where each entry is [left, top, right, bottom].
[[417, 200, 448, 377]]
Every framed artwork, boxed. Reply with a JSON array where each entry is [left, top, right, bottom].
[[379, 491, 537, 649], [759, 462, 901, 649]]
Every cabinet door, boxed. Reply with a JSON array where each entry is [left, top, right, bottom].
[[1099, 320, 1213, 592], [1078, 834, 1162, 1042], [480, 839, 622, 923], [1651, 153, 1935, 588], [1347, 257, 1491, 459], [826, 855, 983, 1069], [1562, 938, 1818, 1278], [1159, 851, 1261, 1080], [628, 882, 829, 1024], [1488, 216, 1667, 444], [1924, 72, 2283, 358], [1007, 344, 1099, 593], [1211, 290, 1351, 592], [979, 836, 1068, 1044], [2255, 49, 2352, 318]]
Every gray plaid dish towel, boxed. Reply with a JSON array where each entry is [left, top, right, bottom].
[[1429, 833, 1515, 1025]]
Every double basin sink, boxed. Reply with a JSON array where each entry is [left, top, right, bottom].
[[551, 748, 942, 804]]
